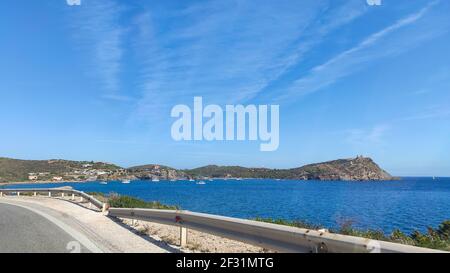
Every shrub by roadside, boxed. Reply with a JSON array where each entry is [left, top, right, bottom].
[[87, 192, 179, 210], [255, 218, 450, 251]]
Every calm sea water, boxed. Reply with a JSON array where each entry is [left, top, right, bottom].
[[3, 177, 449, 234]]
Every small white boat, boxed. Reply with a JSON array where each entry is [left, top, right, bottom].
[[236, 178, 243, 181], [189, 179, 195, 182], [100, 181, 108, 185], [196, 181, 206, 185], [170, 179, 176, 182], [122, 180, 131, 184], [151, 178, 160, 182], [208, 179, 213, 181]]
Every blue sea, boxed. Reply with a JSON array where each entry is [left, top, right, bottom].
[[3, 177, 449, 234]]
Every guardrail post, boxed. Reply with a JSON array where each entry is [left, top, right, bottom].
[[0, 192, 3, 197], [48, 192, 52, 197], [79, 196, 83, 202], [34, 192, 37, 197], [71, 194, 75, 200], [89, 202, 92, 209], [180, 227, 188, 248], [102, 203, 108, 213], [61, 192, 65, 198], [17, 192, 20, 197]]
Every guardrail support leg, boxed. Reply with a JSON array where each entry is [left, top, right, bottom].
[[17, 192, 20, 197], [71, 194, 75, 200], [89, 202, 92, 209], [180, 227, 187, 248], [48, 192, 52, 197], [0, 192, 3, 197], [79, 196, 83, 202], [34, 192, 37, 197], [61, 193, 65, 198]]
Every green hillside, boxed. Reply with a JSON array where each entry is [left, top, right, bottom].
[[0, 157, 121, 182]]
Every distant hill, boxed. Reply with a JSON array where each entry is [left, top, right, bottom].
[[127, 164, 187, 180], [0, 157, 121, 182], [185, 156, 395, 181], [185, 165, 275, 178], [0, 156, 394, 183], [287, 156, 394, 180], [128, 164, 176, 172]]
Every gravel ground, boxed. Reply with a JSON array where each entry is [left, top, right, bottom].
[[120, 218, 272, 253]]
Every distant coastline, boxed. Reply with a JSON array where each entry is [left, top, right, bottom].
[[1, 156, 396, 184], [0, 179, 88, 186]]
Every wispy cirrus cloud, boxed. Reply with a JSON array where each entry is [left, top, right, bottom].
[[68, 0, 129, 101], [130, 0, 369, 121], [342, 105, 450, 149], [345, 124, 390, 147], [65, 0, 449, 123], [277, 0, 447, 102], [253, 0, 369, 101], [101, 94, 136, 102], [399, 106, 450, 122], [66, 0, 373, 120]]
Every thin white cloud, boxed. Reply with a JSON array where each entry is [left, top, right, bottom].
[[345, 124, 390, 146], [131, 0, 368, 122], [399, 107, 450, 122], [412, 89, 430, 95], [278, 1, 445, 102], [101, 94, 136, 102], [342, 106, 449, 148], [68, 0, 127, 101], [251, 0, 369, 101]]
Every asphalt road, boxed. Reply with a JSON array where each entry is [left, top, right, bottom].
[[0, 203, 90, 253]]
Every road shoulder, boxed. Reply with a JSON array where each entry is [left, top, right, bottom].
[[0, 197, 169, 253]]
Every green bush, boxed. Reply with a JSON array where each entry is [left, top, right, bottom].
[[390, 229, 415, 245], [437, 220, 450, 240], [85, 192, 179, 210], [254, 218, 323, 230], [108, 195, 179, 210], [87, 191, 106, 197], [254, 218, 450, 251]]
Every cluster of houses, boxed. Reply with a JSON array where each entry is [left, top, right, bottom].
[[25, 163, 180, 183], [27, 164, 127, 182], [28, 173, 63, 182]]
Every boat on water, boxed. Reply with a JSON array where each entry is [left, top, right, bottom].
[[122, 179, 131, 184], [189, 179, 195, 182], [170, 179, 177, 182], [100, 181, 108, 185], [152, 178, 160, 182], [196, 181, 206, 185], [236, 178, 243, 181]]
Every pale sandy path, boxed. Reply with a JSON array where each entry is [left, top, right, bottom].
[[0, 196, 170, 253]]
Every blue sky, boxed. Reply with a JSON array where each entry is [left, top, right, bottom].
[[0, 0, 449, 176]]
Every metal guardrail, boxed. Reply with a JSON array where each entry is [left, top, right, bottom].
[[0, 188, 106, 211], [0, 188, 445, 253], [108, 208, 445, 253]]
